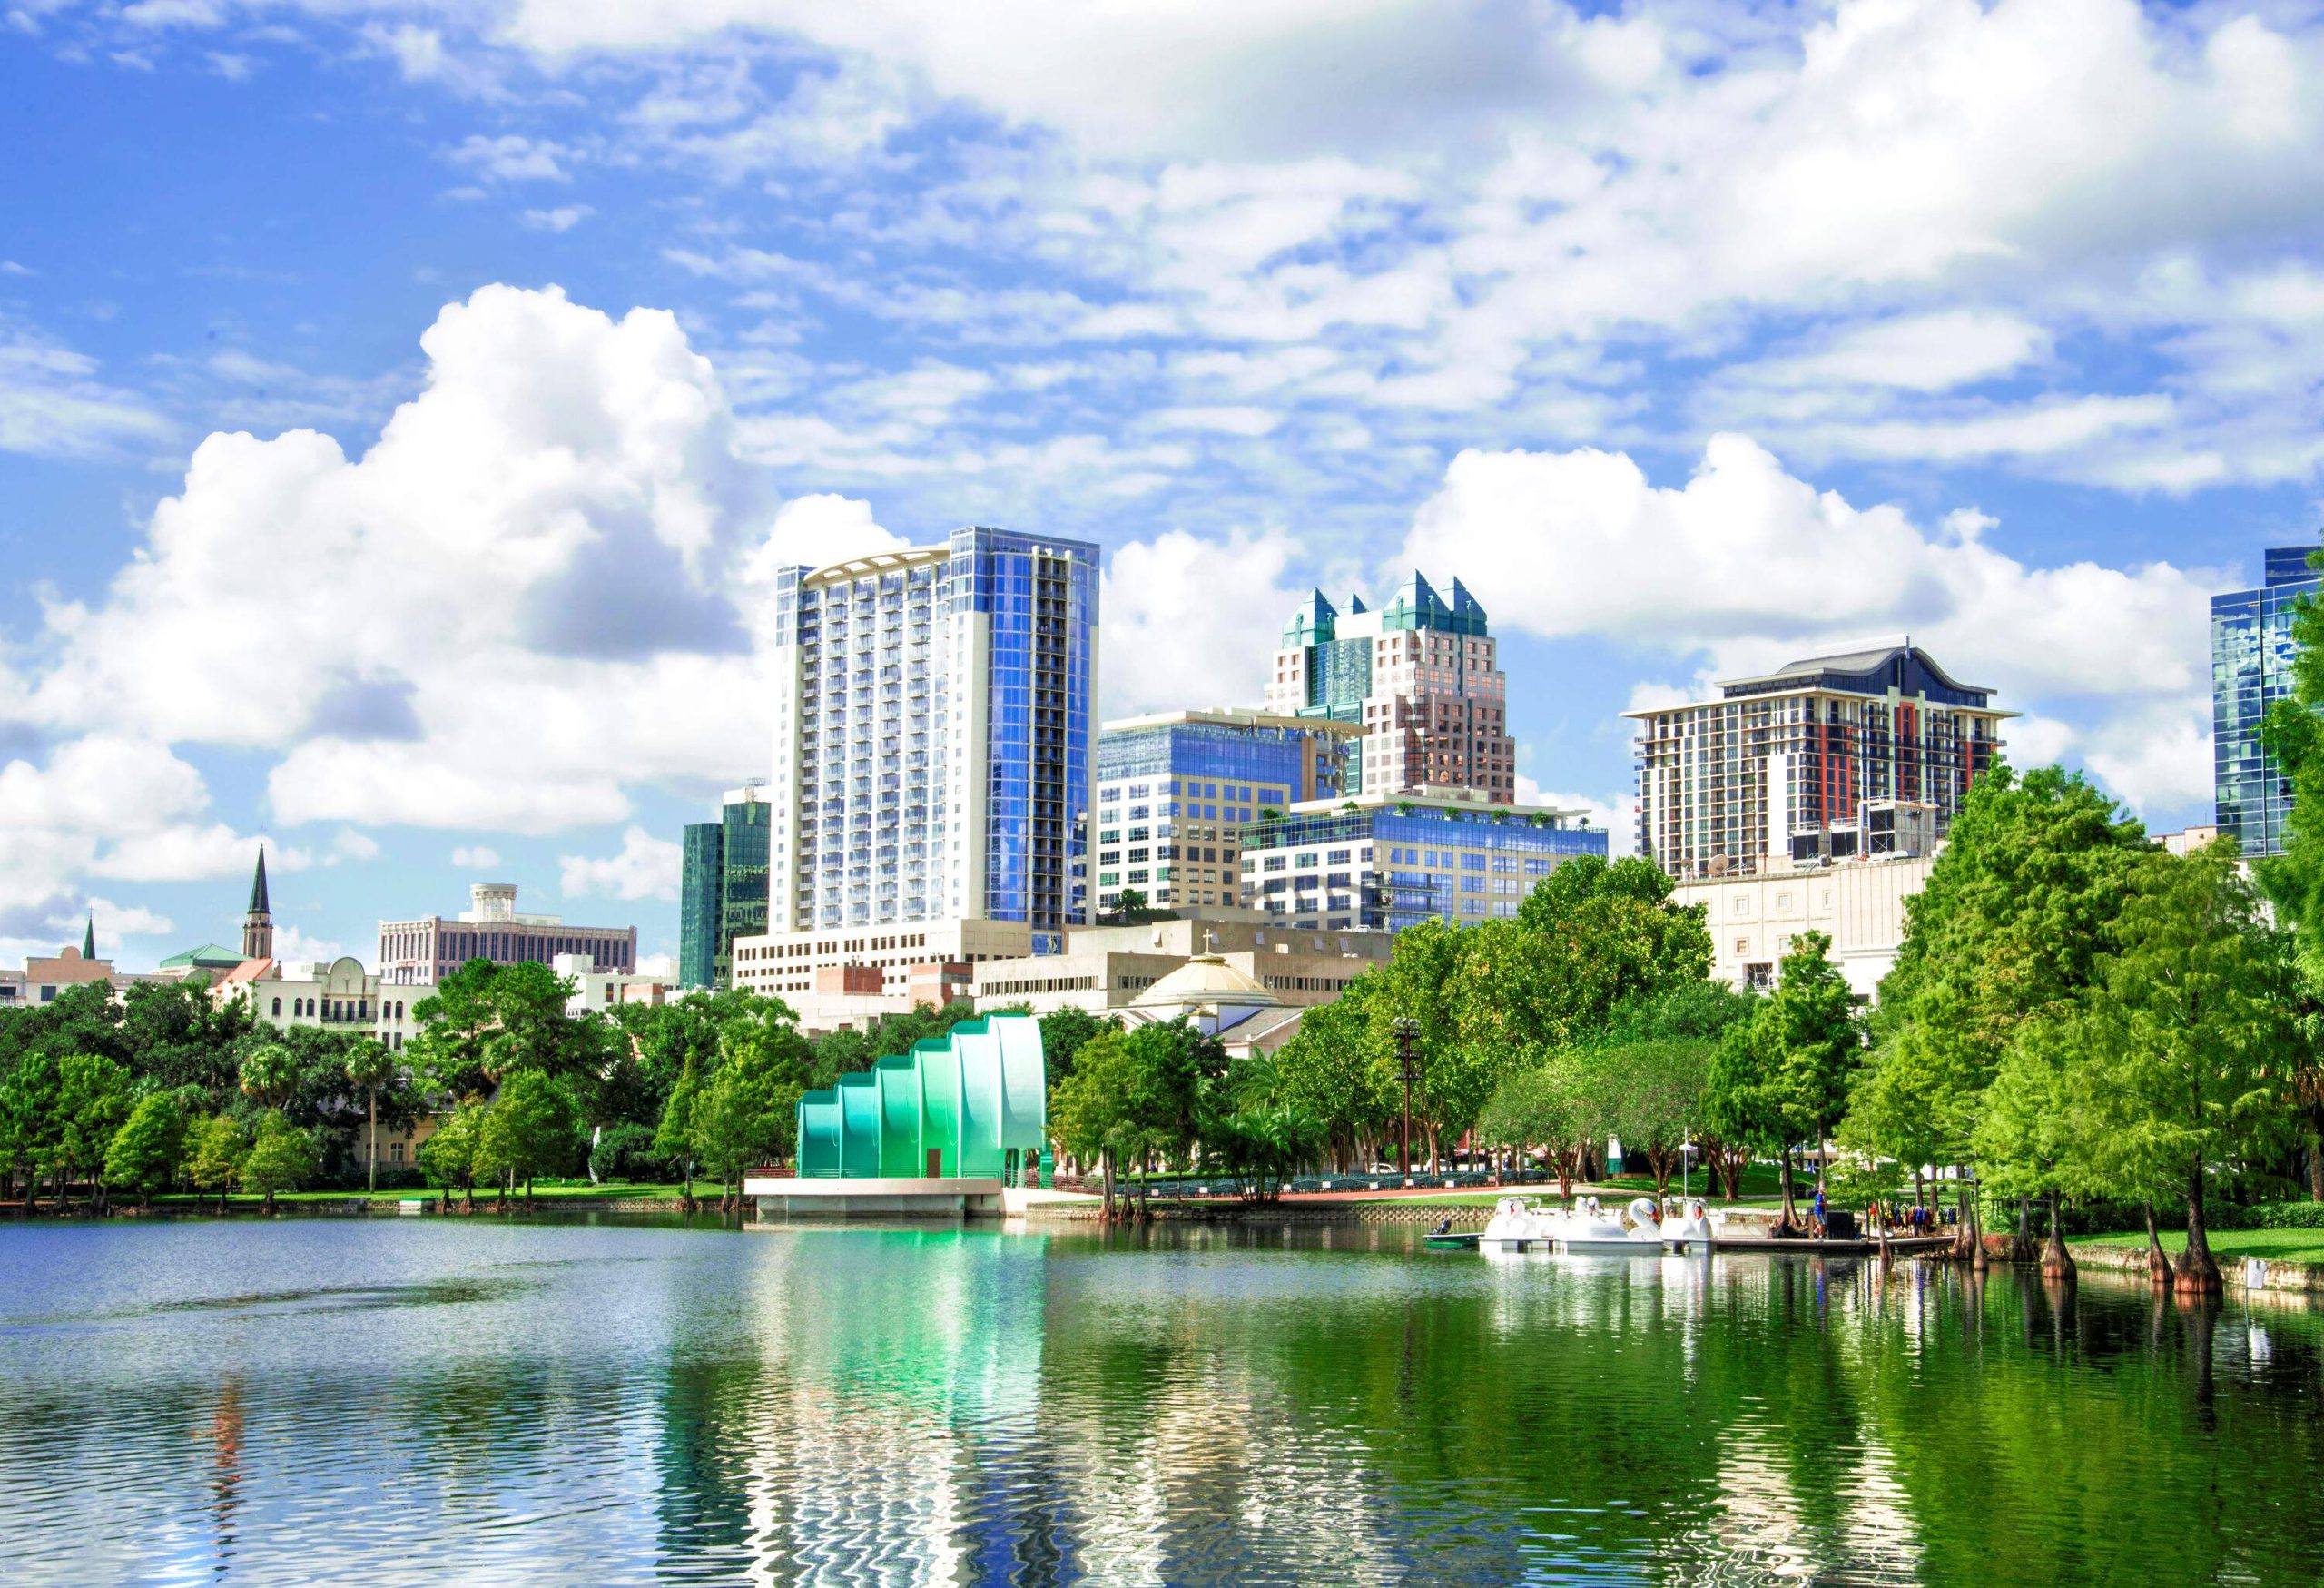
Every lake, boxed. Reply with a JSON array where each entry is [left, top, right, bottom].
[[2, 1216, 2319, 1585]]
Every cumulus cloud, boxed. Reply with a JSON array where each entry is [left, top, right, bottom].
[[1403, 436, 2221, 815], [559, 825, 682, 902], [1097, 528, 1306, 718], [450, 844, 502, 870], [3, 284, 853, 835]]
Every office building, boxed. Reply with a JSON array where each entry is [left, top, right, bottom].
[[732, 916, 1028, 1032], [1676, 853, 1935, 1000], [679, 785, 773, 989], [1265, 573, 1514, 800], [2213, 546, 2319, 857], [379, 883, 635, 985], [761, 528, 1098, 955], [1091, 709, 1363, 917], [971, 914, 1390, 1020], [1626, 637, 2010, 882], [212, 954, 434, 1050], [1238, 787, 1605, 931]]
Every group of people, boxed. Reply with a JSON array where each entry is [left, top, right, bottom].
[[1868, 1198, 1949, 1235]]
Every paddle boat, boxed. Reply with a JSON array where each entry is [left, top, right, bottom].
[[1478, 1196, 1561, 1252], [1661, 1197, 1715, 1250]]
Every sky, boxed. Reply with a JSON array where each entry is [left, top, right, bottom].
[[3, 0, 2321, 975]]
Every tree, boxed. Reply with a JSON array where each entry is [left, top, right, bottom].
[[344, 1043, 399, 1193], [54, 1053, 133, 1210], [240, 1110, 320, 1214], [691, 1064, 795, 1214], [654, 1061, 704, 1210], [2083, 842, 2298, 1293], [1037, 1006, 1118, 1095], [409, 959, 612, 1103], [1046, 1022, 1219, 1218], [1706, 932, 1859, 1229], [1474, 1051, 1593, 1197], [1049, 1028, 1137, 1217], [418, 1103, 484, 1211], [1272, 976, 1393, 1170], [185, 1113, 247, 1212], [1593, 1039, 1712, 1198], [238, 1042, 300, 1111], [1973, 1015, 2102, 1279], [0, 1050, 63, 1212], [475, 1070, 579, 1209], [104, 1091, 188, 1208]]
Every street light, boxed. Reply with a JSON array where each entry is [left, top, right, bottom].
[[1393, 1017, 1423, 1177]]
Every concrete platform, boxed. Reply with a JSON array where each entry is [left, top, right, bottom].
[[743, 1174, 1007, 1218]]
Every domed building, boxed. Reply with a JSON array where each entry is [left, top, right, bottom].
[[1125, 947, 1283, 1037]]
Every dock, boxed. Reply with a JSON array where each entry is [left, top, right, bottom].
[[1673, 1233, 1957, 1257]]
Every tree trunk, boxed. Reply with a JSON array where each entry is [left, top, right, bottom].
[[1777, 1148, 1798, 1234], [2308, 1116, 2324, 1202], [2142, 1198, 2172, 1288], [367, 1087, 379, 1194], [2176, 1158, 2222, 1294], [524, 1174, 534, 1208], [264, 1187, 276, 1216], [1968, 1185, 1988, 1270], [2039, 1189, 2075, 1279], [1099, 1149, 1117, 1220], [2011, 1195, 2037, 1264]]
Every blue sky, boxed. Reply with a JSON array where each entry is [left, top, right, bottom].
[[3, 0, 2321, 972]]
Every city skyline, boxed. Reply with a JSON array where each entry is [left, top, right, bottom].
[[7, 1, 2320, 972]]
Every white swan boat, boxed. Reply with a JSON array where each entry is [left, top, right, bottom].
[[1661, 1197, 1716, 1250], [1479, 1194, 1669, 1253]]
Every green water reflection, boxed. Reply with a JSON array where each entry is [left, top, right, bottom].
[[1, 1218, 2318, 1585]]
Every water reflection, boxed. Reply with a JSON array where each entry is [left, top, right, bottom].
[[4, 1220, 2324, 1585]]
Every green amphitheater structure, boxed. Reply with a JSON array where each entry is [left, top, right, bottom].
[[794, 1012, 1048, 1180]]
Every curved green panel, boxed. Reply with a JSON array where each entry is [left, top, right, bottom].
[[993, 1015, 1047, 1150], [796, 1013, 1048, 1181], [952, 1023, 1002, 1178], [797, 1089, 842, 1179], [837, 1073, 881, 1178], [916, 1037, 962, 1178], [876, 1054, 922, 1177]]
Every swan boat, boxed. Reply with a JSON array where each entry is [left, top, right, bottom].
[[1478, 1194, 1670, 1254]]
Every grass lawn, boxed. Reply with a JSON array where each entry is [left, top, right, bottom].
[[149, 1179, 729, 1209], [2083, 1226, 2324, 1263]]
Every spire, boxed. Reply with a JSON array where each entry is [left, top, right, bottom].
[[242, 845, 274, 962], [82, 912, 95, 962]]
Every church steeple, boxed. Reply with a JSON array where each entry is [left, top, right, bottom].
[[242, 846, 273, 962], [82, 912, 95, 962]]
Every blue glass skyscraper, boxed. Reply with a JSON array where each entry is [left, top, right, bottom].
[[2214, 546, 2319, 857]]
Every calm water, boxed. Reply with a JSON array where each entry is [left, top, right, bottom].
[[3, 1217, 2320, 1586]]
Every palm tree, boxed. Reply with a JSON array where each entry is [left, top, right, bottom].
[[237, 1042, 300, 1111], [344, 1044, 399, 1192]]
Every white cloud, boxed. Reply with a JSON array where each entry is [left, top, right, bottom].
[[1515, 774, 1635, 858], [559, 825, 682, 902], [447, 133, 573, 182], [1402, 434, 2219, 814], [271, 924, 348, 969], [85, 900, 175, 951], [522, 204, 594, 232], [1097, 528, 1304, 717], [637, 951, 676, 978], [450, 844, 502, 870], [330, 828, 380, 863], [0, 322, 172, 459]]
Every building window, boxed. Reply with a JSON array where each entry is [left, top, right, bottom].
[[271, 997, 281, 1016]]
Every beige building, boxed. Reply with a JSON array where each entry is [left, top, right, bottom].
[[729, 916, 1028, 1031], [972, 915, 1389, 1019], [212, 955, 437, 1051], [1675, 853, 1936, 1000]]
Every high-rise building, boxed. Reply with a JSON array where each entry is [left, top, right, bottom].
[[379, 883, 636, 984], [1238, 787, 1604, 931], [1626, 637, 2010, 882], [761, 528, 1098, 954], [1091, 709, 1364, 915], [680, 787, 773, 990], [1265, 574, 1514, 800], [2213, 546, 2319, 857]]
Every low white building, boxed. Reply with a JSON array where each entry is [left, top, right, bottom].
[[554, 953, 684, 1017], [212, 955, 436, 1051], [1674, 853, 1936, 1000], [972, 915, 1388, 1019]]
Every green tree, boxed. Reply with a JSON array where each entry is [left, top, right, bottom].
[[344, 1042, 399, 1192], [0, 1050, 63, 1212], [475, 1070, 579, 1209], [1272, 975, 1393, 1171], [1973, 1014, 2102, 1278], [1037, 1005, 1118, 1094], [104, 1091, 188, 1207], [240, 1110, 320, 1213], [185, 1112, 247, 1212], [54, 1052, 133, 1210], [237, 1041, 300, 1110], [1047, 1021, 1219, 1218], [1593, 1039, 1712, 1197], [2083, 842, 2298, 1292], [1707, 932, 1859, 1228], [1474, 1050, 1593, 1197], [691, 1062, 796, 1214], [654, 1060, 704, 1209], [418, 1103, 484, 1211]]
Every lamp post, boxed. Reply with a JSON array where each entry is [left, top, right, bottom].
[[1393, 1017, 1422, 1177]]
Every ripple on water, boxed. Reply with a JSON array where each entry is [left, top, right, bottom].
[[2, 1220, 2323, 1585]]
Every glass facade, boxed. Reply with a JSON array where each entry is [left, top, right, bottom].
[[678, 820, 723, 990], [1241, 802, 1606, 931], [2214, 547, 2319, 857]]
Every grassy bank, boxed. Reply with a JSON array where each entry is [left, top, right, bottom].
[[2083, 1227, 2324, 1264], [141, 1179, 731, 1211]]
